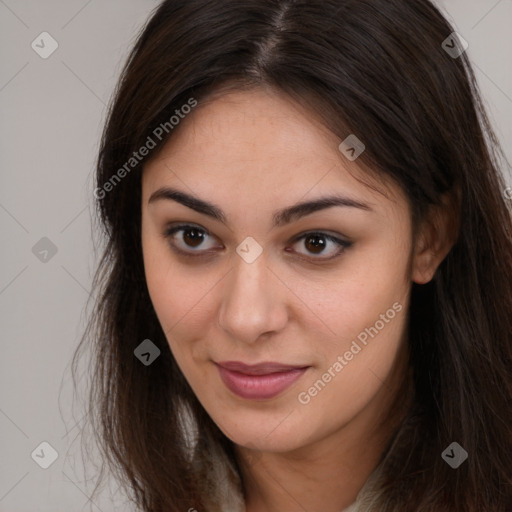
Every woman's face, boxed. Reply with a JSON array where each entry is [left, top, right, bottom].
[[141, 87, 415, 454]]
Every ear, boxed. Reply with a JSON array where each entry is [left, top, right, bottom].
[[411, 190, 460, 285]]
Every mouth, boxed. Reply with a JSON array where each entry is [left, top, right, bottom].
[[214, 360, 310, 400]]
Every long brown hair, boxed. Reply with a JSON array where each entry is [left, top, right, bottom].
[[72, 0, 512, 510]]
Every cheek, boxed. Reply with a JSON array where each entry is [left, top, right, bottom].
[[295, 240, 410, 414], [295, 256, 410, 425], [141, 230, 220, 369], [296, 314, 407, 445], [142, 223, 198, 324], [142, 226, 189, 347], [308, 238, 411, 348]]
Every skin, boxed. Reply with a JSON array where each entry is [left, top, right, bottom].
[[141, 86, 454, 512]]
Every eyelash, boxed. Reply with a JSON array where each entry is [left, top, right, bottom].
[[163, 223, 352, 263]]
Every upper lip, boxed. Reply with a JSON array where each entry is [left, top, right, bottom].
[[215, 360, 309, 375]]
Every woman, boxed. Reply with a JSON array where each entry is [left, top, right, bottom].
[[73, 0, 512, 510]]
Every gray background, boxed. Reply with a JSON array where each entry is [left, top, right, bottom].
[[1, 1, 511, 511]]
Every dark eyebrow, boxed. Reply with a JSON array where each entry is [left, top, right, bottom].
[[148, 187, 372, 228]]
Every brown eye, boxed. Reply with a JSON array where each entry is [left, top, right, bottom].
[[164, 224, 218, 255], [182, 227, 206, 248], [290, 232, 352, 261], [304, 234, 327, 254]]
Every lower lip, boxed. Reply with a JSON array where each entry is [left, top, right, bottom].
[[216, 365, 309, 400]]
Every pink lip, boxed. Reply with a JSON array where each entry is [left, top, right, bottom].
[[215, 361, 309, 400]]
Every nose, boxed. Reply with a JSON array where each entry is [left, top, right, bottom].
[[217, 249, 288, 345]]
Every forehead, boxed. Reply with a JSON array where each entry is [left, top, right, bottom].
[[150, 87, 345, 170], [142, 87, 406, 219]]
